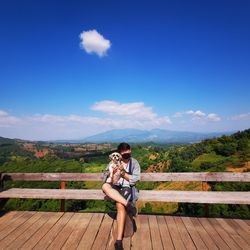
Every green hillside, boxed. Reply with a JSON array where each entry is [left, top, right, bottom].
[[0, 129, 249, 217], [192, 152, 227, 169], [168, 128, 250, 172]]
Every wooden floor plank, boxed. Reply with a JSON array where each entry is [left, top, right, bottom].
[[0, 211, 27, 232], [148, 215, 163, 250], [208, 218, 240, 250], [165, 216, 186, 250], [77, 213, 104, 250], [106, 217, 117, 250], [138, 215, 152, 250], [0, 212, 43, 249], [47, 213, 84, 250], [92, 213, 114, 250], [131, 215, 141, 250], [227, 219, 250, 246], [216, 218, 250, 249], [0, 211, 249, 250], [0, 211, 35, 241], [190, 217, 218, 250], [198, 218, 230, 249], [33, 212, 73, 250], [156, 215, 174, 250], [19, 212, 64, 250], [233, 218, 250, 233], [123, 236, 131, 250], [0, 211, 22, 225], [62, 213, 93, 250], [6, 212, 56, 250], [181, 216, 208, 250], [174, 216, 196, 250]]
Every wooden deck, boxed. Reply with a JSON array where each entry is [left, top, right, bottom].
[[0, 211, 249, 250]]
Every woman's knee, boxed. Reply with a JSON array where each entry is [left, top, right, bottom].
[[102, 183, 110, 192]]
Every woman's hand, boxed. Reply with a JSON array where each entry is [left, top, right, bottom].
[[112, 164, 119, 173]]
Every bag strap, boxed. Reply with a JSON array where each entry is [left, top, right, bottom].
[[128, 158, 133, 175]]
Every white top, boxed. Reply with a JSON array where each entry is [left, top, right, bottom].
[[115, 160, 131, 187]]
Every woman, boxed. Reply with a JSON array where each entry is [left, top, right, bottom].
[[102, 142, 140, 250]]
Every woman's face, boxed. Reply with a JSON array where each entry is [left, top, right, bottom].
[[120, 149, 131, 161]]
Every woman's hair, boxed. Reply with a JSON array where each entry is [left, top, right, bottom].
[[117, 142, 131, 153]]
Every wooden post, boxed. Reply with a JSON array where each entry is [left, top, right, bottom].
[[60, 181, 65, 212], [202, 181, 209, 216], [0, 173, 9, 210], [0, 173, 3, 190]]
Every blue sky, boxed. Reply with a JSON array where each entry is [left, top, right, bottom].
[[0, 0, 249, 140]]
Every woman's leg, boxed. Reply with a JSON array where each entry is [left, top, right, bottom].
[[102, 183, 128, 206], [116, 202, 126, 240]]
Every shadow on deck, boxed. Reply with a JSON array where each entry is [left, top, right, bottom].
[[0, 211, 249, 249]]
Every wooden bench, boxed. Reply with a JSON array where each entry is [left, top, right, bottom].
[[1, 172, 250, 211]]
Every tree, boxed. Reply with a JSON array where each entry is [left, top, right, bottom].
[[169, 157, 192, 172]]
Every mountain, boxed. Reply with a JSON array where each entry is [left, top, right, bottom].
[[0, 129, 234, 144], [81, 129, 234, 143], [0, 136, 16, 145]]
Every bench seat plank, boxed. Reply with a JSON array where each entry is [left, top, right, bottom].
[[1, 188, 249, 204]]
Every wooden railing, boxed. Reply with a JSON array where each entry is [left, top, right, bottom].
[[0, 172, 250, 213], [1, 172, 250, 182]]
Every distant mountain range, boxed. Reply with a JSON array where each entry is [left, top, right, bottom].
[[53, 129, 234, 144]]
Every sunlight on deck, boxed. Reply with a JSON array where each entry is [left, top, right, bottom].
[[0, 211, 249, 249]]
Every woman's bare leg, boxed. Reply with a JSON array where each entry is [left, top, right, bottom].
[[102, 183, 128, 206], [116, 202, 126, 240]]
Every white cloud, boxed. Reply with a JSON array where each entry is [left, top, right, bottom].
[[173, 112, 183, 118], [31, 101, 172, 128], [79, 29, 111, 57], [230, 113, 250, 121], [0, 102, 172, 140], [207, 113, 221, 122], [32, 114, 171, 133], [175, 110, 206, 118], [0, 110, 20, 127], [1, 105, 249, 140], [174, 110, 221, 122], [0, 110, 9, 117], [91, 100, 157, 120], [186, 110, 206, 117]]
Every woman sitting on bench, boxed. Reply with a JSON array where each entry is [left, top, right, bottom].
[[102, 142, 141, 250]]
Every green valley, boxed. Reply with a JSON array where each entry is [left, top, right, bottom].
[[0, 129, 249, 218]]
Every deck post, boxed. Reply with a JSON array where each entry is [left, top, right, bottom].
[[60, 181, 65, 212], [202, 181, 209, 216], [0, 173, 9, 210], [0, 172, 3, 190]]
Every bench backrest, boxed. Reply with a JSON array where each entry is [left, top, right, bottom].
[[1, 172, 250, 182]]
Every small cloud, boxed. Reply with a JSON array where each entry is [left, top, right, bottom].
[[174, 110, 220, 122], [0, 110, 20, 127], [91, 100, 157, 120], [230, 112, 250, 121], [173, 112, 183, 118], [91, 100, 172, 127], [0, 110, 9, 117], [207, 113, 221, 122], [174, 110, 206, 118], [79, 29, 111, 57], [186, 110, 206, 117]]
